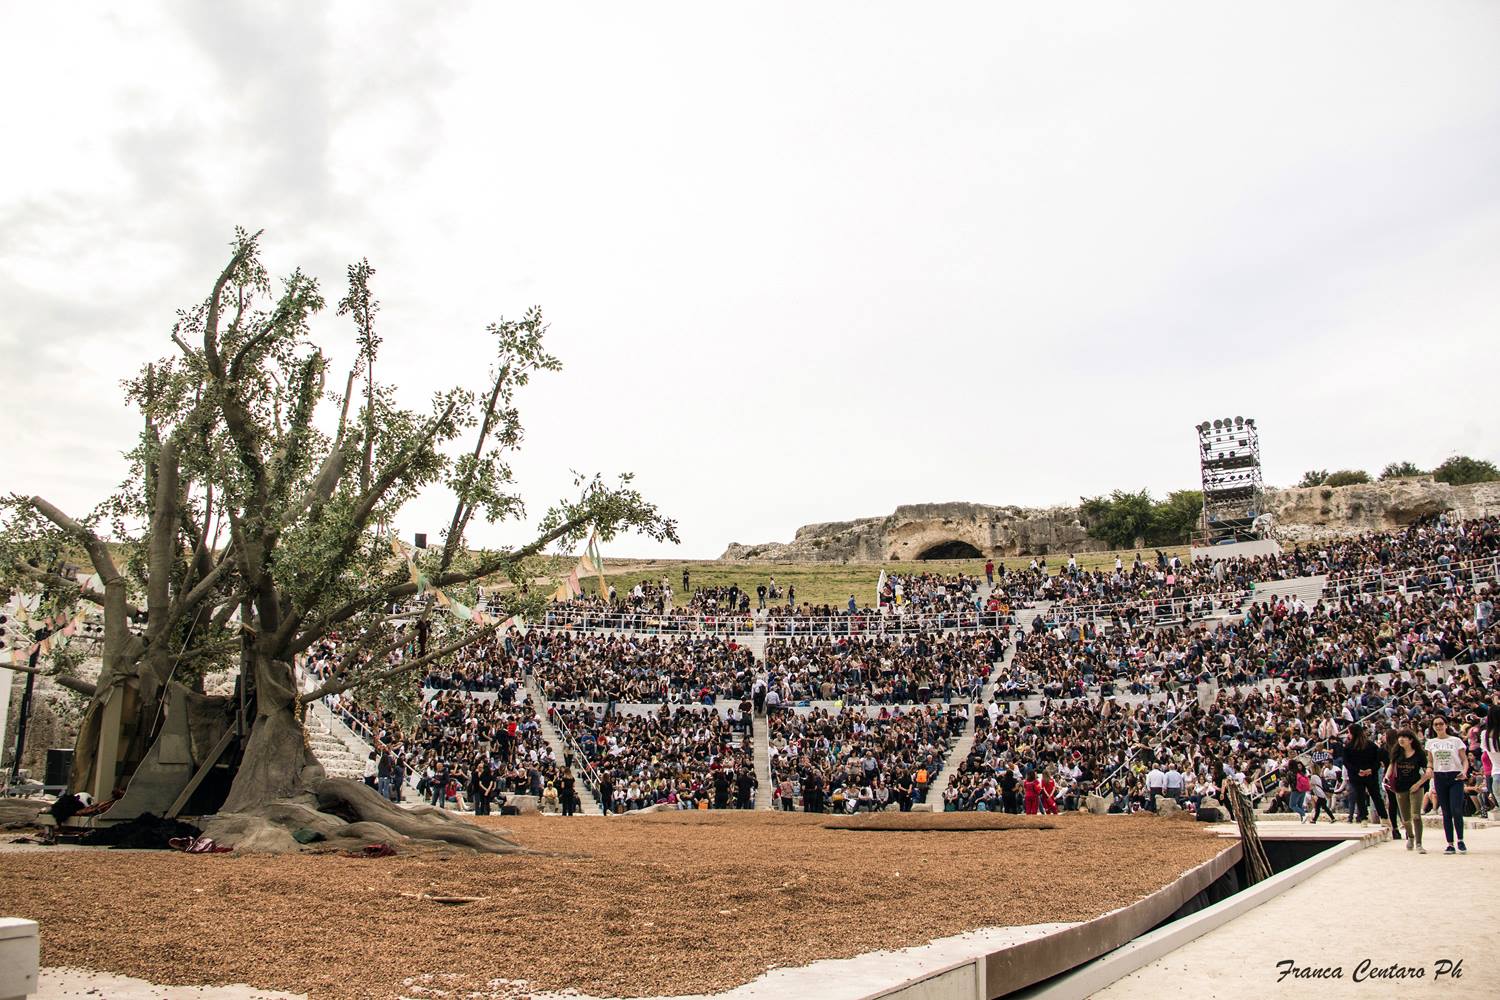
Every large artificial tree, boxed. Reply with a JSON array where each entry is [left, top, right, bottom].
[[0, 230, 675, 850]]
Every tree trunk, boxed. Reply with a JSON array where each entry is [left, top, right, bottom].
[[220, 655, 313, 813]]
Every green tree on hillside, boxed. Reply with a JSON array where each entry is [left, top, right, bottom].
[[1080, 489, 1202, 548], [1151, 489, 1204, 544], [1323, 469, 1371, 487], [1380, 461, 1424, 480], [1297, 470, 1329, 488], [1432, 455, 1500, 485]]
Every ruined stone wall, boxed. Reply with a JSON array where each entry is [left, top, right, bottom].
[[721, 501, 1104, 563], [720, 478, 1500, 563]]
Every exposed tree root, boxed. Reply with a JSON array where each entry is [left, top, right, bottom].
[[199, 777, 523, 855]]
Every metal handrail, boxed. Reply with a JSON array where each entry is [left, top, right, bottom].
[[1321, 552, 1500, 595]]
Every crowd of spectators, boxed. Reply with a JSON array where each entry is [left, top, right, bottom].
[[763, 630, 1007, 705], [552, 704, 757, 812], [768, 704, 961, 812], [1320, 516, 1500, 597], [523, 631, 758, 703], [300, 515, 1500, 830], [326, 684, 564, 814], [945, 661, 1499, 828]]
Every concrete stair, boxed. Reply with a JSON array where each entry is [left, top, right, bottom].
[[1251, 574, 1328, 607], [926, 638, 1018, 804], [526, 681, 602, 815], [305, 701, 370, 781], [752, 719, 773, 809]]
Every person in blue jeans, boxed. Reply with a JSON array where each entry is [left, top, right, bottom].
[[1289, 760, 1309, 822], [1423, 713, 1470, 855]]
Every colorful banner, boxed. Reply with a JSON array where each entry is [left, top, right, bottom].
[[551, 528, 606, 603], [390, 535, 515, 635], [0, 604, 89, 667]]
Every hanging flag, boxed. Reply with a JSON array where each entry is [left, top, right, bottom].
[[587, 529, 608, 600]]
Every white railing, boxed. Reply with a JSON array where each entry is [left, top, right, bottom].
[[1321, 552, 1500, 597], [1033, 589, 1250, 627]]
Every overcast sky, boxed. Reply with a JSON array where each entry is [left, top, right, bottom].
[[3, 2, 1498, 559]]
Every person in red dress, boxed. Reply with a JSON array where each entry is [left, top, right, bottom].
[[1022, 772, 1041, 814], [1038, 771, 1060, 814]]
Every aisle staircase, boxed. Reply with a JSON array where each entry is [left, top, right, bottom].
[[752, 719, 774, 809], [925, 637, 1019, 805], [526, 680, 603, 815], [1249, 574, 1328, 607], [305, 700, 372, 781]]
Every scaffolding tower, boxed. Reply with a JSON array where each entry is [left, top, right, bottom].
[[1195, 416, 1264, 544]]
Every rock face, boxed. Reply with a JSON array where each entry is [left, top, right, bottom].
[[719, 479, 1500, 563], [1262, 478, 1500, 543], [720, 502, 1106, 563]]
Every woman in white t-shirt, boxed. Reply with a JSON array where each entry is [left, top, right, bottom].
[[1480, 705, 1500, 822], [1422, 713, 1470, 854]]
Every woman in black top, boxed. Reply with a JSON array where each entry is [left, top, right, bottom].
[[1387, 729, 1427, 853], [1343, 725, 1387, 824], [474, 762, 497, 816]]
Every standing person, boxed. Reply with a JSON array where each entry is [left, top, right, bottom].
[[599, 772, 615, 817], [1381, 729, 1403, 840], [734, 767, 755, 810], [1023, 770, 1041, 815], [559, 768, 578, 817], [1289, 760, 1309, 823], [984, 559, 995, 587], [1480, 704, 1500, 821], [1308, 765, 1335, 824], [474, 762, 496, 817], [1343, 725, 1387, 825], [1387, 732, 1427, 852], [1423, 714, 1469, 854], [682, 567, 690, 594], [803, 769, 825, 813], [1038, 770, 1060, 815]]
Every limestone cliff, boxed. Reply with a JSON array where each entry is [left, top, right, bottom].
[[1262, 478, 1500, 543], [720, 501, 1104, 562], [719, 479, 1500, 562]]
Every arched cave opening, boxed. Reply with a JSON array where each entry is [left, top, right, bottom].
[[915, 540, 985, 560]]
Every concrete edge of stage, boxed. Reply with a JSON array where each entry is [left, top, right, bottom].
[[995, 827, 1387, 1000], [858, 825, 1384, 1000]]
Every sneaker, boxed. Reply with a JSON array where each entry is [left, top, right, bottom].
[[1407, 838, 1415, 851], [1418, 845, 1427, 854], [1444, 845, 1456, 855], [1458, 842, 1467, 854]]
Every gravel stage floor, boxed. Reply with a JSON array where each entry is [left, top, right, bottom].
[[0, 810, 1227, 1000]]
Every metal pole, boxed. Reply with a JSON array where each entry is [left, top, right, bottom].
[[9, 632, 44, 785]]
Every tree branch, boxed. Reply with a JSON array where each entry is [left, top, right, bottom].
[[145, 434, 182, 646], [26, 496, 122, 585], [299, 620, 501, 704], [286, 511, 587, 657], [2, 661, 98, 698], [203, 232, 261, 380]]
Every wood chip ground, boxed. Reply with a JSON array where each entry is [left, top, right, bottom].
[[0, 811, 1228, 1000]]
